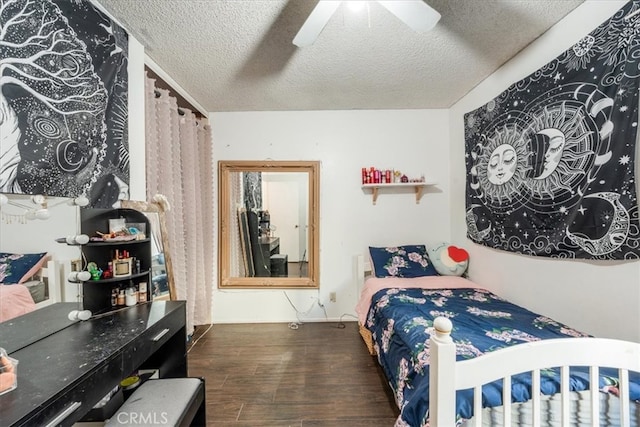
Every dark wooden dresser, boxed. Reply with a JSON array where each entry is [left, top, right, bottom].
[[0, 301, 187, 427]]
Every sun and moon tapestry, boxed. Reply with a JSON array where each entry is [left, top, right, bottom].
[[465, 1, 640, 260], [0, 0, 129, 208]]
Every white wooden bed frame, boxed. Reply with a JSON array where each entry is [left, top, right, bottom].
[[355, 255, 640, 426], [429, 316, 640, 427], [32, 259, 61, 308]]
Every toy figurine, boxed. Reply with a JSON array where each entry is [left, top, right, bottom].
[[87, 262, 103, 280]]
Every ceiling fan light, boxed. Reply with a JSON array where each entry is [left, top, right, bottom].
[[293, 0, 440, 47], [347, 1, 366, 13]]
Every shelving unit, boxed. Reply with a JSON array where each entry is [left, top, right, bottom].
[[80, 208, 152, 315], [362, 182, 436, 205]]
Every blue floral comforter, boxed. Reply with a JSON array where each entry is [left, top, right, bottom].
[[365, 286, 640, 426]]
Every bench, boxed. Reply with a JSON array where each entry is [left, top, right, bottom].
[[106, 378, 205, 426]]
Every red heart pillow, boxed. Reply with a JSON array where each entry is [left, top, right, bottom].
[[447, 246, 469, 263]]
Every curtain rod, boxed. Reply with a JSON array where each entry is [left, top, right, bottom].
[[153, 89, 188, 116]]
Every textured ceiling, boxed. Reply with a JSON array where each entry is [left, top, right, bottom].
[[96, 0, 585, 113]]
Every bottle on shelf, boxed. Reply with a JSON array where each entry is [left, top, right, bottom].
[[138, 282, 148, 303], [117, 289, 125, 306]]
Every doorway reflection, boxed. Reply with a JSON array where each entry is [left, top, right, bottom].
[[235, 171, 308, 278], [218, 160, 319, 289]]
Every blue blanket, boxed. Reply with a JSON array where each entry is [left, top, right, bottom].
[[365, 287, 640, 426]]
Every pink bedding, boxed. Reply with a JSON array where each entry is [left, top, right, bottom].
[[355, 276, 485, 325], [0, 284, 36, 322]]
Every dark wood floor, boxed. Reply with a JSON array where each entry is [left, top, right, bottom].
[[187, 322, 399, 426]]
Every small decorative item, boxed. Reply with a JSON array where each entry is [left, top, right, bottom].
[[401, 174, 409, 183], [109, 218, 126, 234], [113, 258, 132, 278], [70, 259, 82, 272], [126, 222, 146, 239], [138, 282, 148, 302], [125, 287, 137, 306], [0, 348, 18, 396], [87, 262, 102, 280]]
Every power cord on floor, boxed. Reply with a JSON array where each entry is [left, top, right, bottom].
[[283, 291, 329, 329], [336, 313, 358, 329], [284, 291, 315, 329]]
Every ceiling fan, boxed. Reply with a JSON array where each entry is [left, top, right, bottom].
[[292, 0, 441, 47]]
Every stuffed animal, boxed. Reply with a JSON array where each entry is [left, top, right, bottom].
[[428, 242, 469, 276]]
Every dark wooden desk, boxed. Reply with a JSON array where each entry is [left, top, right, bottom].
[[254, 236, 280, 276], [0, 301, 187, 427], [259, 236, 280, 256]]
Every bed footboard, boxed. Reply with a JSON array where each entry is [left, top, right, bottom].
[[429, 316, 640, 427], [34, 260, 61, 308]]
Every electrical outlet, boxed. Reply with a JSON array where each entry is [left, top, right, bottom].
[[329, 292, 336, 302]]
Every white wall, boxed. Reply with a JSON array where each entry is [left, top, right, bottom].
[[449, 0, 640, 341], [9, 0, 638, 339], [211, 110, 450, 323]]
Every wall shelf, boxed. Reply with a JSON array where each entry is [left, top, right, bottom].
[[362, 182, 436, 205], [81, 208, 152, 314], [85, 238, 150, 246], [86, 270, 151, 284]]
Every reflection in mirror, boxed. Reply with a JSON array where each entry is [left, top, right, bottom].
[[219, 161, 319, 289], [120, 197, 175, 300], [0, 194, 81, 322]]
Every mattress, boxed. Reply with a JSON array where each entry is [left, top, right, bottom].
[[461, 390, 640, 426], [360, 281, 640, 426], [0, 284, 36, 322]]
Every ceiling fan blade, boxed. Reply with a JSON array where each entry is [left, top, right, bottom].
[[377, 0, 441, 33], [293, 1, 342, 47]]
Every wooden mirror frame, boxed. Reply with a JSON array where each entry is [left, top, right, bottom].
[[120, 198, 176, 300], [219, 160, 320, 289]]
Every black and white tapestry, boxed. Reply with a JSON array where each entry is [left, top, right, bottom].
[[243, 172, 262, 211], [0, 0, 128, 208], [465, 1, 640, 260]]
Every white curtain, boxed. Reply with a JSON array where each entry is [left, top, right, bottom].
[[144, 74, 213, 334]]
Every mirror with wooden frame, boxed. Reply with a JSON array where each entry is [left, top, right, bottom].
[[219, 160, 320, 288], [120, 198, 176, 300]]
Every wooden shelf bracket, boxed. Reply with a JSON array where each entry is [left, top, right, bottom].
[[361, 182, 436, 205]]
